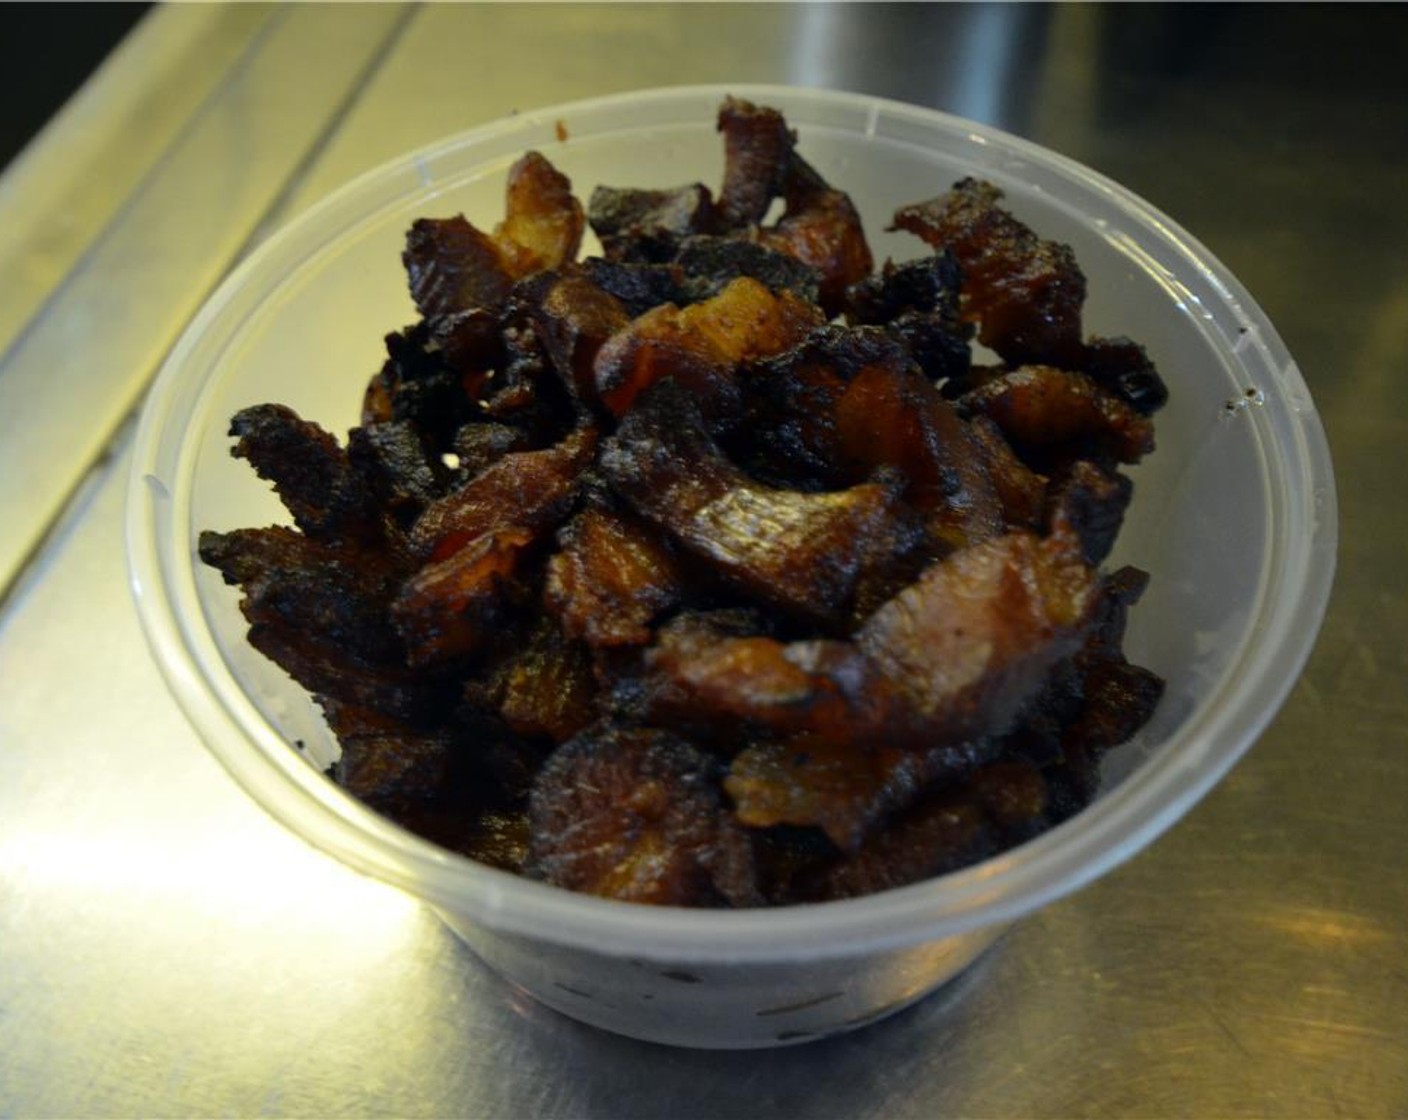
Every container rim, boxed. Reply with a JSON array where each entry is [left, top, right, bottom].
[[126, 83, 1337, 963]]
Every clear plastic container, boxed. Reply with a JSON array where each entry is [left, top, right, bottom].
[[126, 85, 1336, 1048]]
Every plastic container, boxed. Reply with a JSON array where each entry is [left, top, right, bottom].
[[126, 85, 1336, 1048]]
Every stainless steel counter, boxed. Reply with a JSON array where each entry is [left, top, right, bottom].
[[2, 4, 1404, 1115]]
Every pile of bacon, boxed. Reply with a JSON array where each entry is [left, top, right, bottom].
[[200, 98, 1166, 907]]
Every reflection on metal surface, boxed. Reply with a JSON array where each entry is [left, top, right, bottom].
[[0, 4, 409, 598], [2, 2, 1406, 1115]]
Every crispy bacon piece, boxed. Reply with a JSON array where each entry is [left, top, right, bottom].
[[578, 257, 689, 318], [227, 405, 381, 546], [602, 381, 909, 626], [1045, 459, 1134, 566], [402, 152, 583, 320], [831, 359, 1006, 550], [959, 365, 1155, 468], [450, 421, 533, 478], [390, 527, 536, 667], [362, 322, 490, 448], [409, 426, 597, 561], [347, 420, 451, 529], [465, 615, 599, 743], [528, 726, 760, 906], [392, 427, 597, 666], [967, 415, 1047, 531], [645, 617, 873, 741], [198, 527, 453, 723], [1082, 335, 1169, 416], [588, 183, 716, 262], [726, 736, 992, 852], [817, 792, 993, 900], [531, 273, 632, 406], [716, 96, 794, 229], [846, 252, 964, 329], [592, 276, 822, 417], [493, 151, 586, 278], [403, 216, 513, 319], [858, 528, 1099, 744], [846, 252, 973, 385], [757, 154, 873, 317], [892, 178, 1086, 368], [321, 701, 460, 812], [675, 236, 822, 305], [546, 502, 684, 649]]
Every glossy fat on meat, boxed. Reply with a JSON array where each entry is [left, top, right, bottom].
[[645, 618, 873, 740], [402, 152, 583, 320], [408, 426, 597, 561], [493, 151, 585, 278], [601, 381, 908, 626], [858, 529, 1099, 744], [592, 275, 822, 417], [960, 364, 1155, 467]]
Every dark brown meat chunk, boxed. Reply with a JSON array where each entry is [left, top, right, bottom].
[[402, 152, 583, 320], [846, 252, 973, 384], [726, 736, 993, 852], [464, 615, 599, 743], [588, 183, 717, 262], [403, 216, 513, 319], [199, 524, 456, 724], [892, 178, 1086, 368], [959, 364, 1155, 469], [858, 528, 1099, 745], [644, 617, 876, 742], [450, 422, 533, 478], [347, 420, 451, 529], [716, 96, 794, 229], [409, 426, 597, 561], [1045, 459, 1134, 566], [531, 273, 632, 407], [965, 415, 1047, 531], [757, 154, 874, 317], [1082, 335, 1169, 416], [602, 381, 909, 627], [546, 502, 684, 649], [198, 526, 405, 664], [528, 726, 760, 906], [846, 252, 964, 328], [592, 275, 822, 418], [1066, 657, 1164, 755], [227, 405, 381, 546], [323, 702, 460, 813], [362, 322, 488, 448], [830, 358, 1006, 551], [390, 527, 536, 667], [816, 793, 994, 900], [675, 235, 822, 305], [578, 257, 690, 318]]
